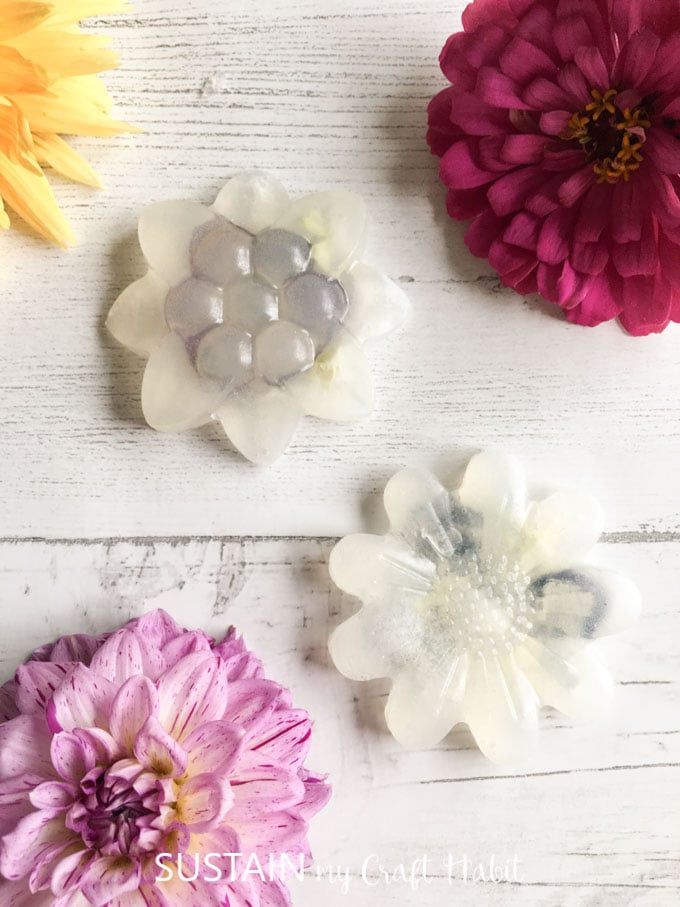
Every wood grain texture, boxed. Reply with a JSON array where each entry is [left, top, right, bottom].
[[0, 538, 678, 905], [1, 0, 680, 537], [0, 2, 679, 905]]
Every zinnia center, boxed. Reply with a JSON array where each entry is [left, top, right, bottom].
[[564, 88, 651, 184], [426, 551, 534, 655]]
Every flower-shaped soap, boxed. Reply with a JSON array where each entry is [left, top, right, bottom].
[[329, 451, 641, 763], [107, 172, 408, 464]]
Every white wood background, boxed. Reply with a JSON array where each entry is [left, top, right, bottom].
[[0, 1, 678, 904]]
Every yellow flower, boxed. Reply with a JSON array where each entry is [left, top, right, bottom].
[[0, 0, 135, 246]]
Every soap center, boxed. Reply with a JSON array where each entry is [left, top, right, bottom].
[[426, 550, 535, 656]]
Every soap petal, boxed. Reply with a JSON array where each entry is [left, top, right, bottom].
[[138, 200, 215, 287], [520, 491, 604, 575], [216, 380, 302, 465], [106, 270, 169, 357], [457, 449, 528, 547], [329, 533, 435, 602], [342, 262, 410, 341], [516, 637, 614, 720], [462, 653, 540, 763], [141, 333, 227, 432], [212, 171, 290, 234], [329, 600, 423, 682], [274, 191, 368, 277], [383, 467, 462, 561], [286, 328, 372, 421], [385, 653, 469, 750], [530, 567, 642, 639]]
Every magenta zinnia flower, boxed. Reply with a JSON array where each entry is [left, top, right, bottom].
[[0, 610, 330, 906], [427, 0, 680, 334]]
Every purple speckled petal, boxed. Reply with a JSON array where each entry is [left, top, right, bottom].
[[249, 710, 311, 770], [50, 731, 94, 783], [30, 634, 104, 667], [231, 809, 307, 858], [257, 880, 292, 907], [89, 630, 164, 687], [28, 839, 75, 896], [0, 811, 68, 881], [222, 679, 284, 739], [0, 681, 20, 724], [161, 630, 214, 669], [133, 716, 188, 778], [0, 773, 46, 837], [50, 850, 94, 898], [0, 715, 54, 781], [46, 665, 115, 734], [212, 629, 265, 680], [81, 854, 141, 904], [109, 677, 159, 752], [176, 773, 232, 831], [229, 763, 305, 813], [29, 781, 75, 812], [184, 720, 244, 776], [297, 770, 332, 820], [127, 610, 186, 650], [0, 875, 54, 907], [14, 662, 72, 716], [157, 654, 229, 742]]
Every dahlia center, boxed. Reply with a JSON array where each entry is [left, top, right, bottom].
[[564, 88, 651, 184], [67, 763, 160, 856], [425, 550, 534, 655]]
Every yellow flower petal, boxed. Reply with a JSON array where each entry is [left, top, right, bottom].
[[9, 75, 135, 136], [9, 31, 120, 78], [0, 2, 51, 43], [0, 46, 46, 94], [0, 149, 75, 246], [0, 1, 135, 245], [33, 133, 101, 187]]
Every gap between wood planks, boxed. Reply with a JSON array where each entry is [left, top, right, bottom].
[[0, 530, 679, 545]]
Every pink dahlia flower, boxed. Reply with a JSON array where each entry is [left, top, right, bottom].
[[427, 0, 680, 334], [0, 610, 330, 906]]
